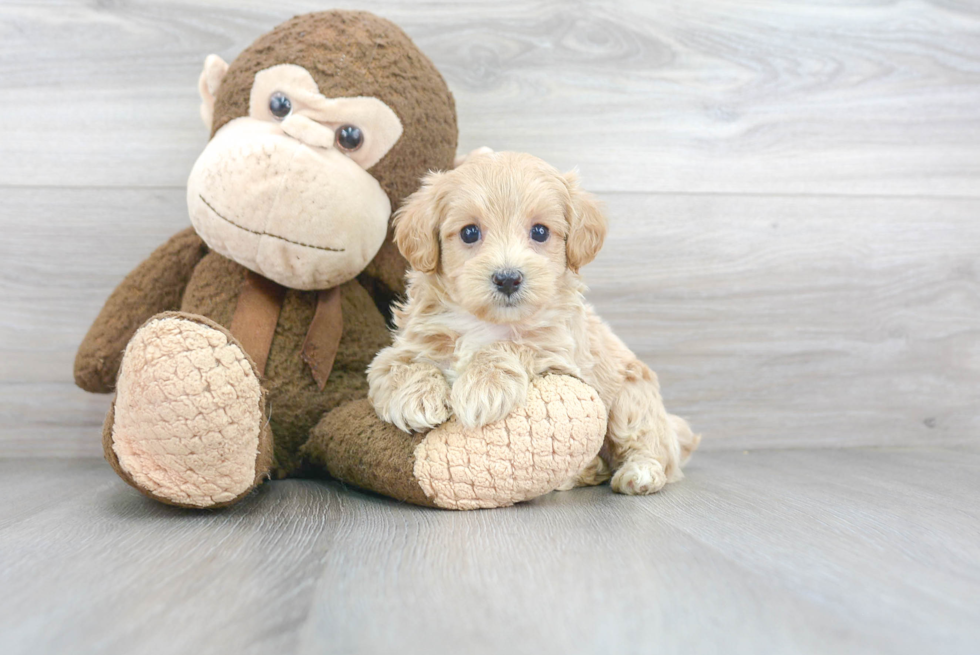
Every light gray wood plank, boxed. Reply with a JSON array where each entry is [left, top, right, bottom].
[[0, 451, 977, 655], [0, 459, 112, 529], [592, 193, 980, 450], [0, 461, 346, 655], [298, 447, 980, 655], [0, 1, 978, 194], [0, 187, 191, 457], [3, 188, 977, 455]]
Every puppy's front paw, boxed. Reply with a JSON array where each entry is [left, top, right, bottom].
[[451, 358, 529, 429], [611, 458, 668, 495], [370, 363, 452, 433]]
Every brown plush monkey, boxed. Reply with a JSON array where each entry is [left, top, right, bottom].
[[75, 10, 606, 510]]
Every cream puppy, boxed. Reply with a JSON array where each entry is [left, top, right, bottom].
[[368, 151, 699, 494]]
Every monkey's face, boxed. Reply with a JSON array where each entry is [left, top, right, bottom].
[[187, 64, 403, 290]]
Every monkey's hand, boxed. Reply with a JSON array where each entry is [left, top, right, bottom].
[[75, 228, 207, 393]]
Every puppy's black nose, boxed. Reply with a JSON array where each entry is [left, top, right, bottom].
[[492, 269, 523, 296]]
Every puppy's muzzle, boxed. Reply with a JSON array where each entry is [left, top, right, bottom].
[[491, 268, 523, 297]]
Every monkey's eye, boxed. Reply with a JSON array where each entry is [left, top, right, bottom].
[[460, 224, 482, 244], [269, 92, 292, 120], [530, 224, 550, 242], [336, 125, 364, 151]]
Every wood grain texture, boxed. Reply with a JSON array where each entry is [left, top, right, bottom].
[[3, 188, 977, 455], [2, 1, 978, 456], [0, 460, 342, 655], [0, 1, 978, 194], [0, 452, 977, 655], [593, 193, 980, 450]]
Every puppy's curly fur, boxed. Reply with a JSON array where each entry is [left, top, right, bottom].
[[368, 151, 699, 494]]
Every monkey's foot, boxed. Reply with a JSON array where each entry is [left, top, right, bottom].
[[105, 312, 272, 508], [414, 376, 607, 509], [306, 375, 607, 510]]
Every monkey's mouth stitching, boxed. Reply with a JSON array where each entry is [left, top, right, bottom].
[[199, 195, 345, 253]]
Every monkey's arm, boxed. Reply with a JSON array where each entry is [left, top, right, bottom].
[[74, 227, 208, 393]]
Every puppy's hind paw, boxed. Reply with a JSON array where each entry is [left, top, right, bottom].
[[611, 458, 668, 496]]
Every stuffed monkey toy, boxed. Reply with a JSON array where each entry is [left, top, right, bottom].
[[74, 10, 606, 510]]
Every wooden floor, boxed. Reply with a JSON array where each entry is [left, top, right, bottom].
[[2, 1, 979, 653], [2, 452, 979, 655]]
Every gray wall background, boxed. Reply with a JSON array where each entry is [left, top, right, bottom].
[[2, 0, 978, 456]]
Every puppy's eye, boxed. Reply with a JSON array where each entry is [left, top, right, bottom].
[[269, 92, 292, 120], [530, 224, 550, 242], [460, 224, 482, 244]]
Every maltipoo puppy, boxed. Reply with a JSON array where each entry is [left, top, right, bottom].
[[368, 151, 699, 494]]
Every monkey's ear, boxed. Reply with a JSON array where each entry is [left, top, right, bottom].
[[394, 171, 449, 274], [562, 170, 607, 272], [198, 54, 229, 131]]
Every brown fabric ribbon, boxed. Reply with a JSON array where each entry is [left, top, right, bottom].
[[301, 285, 344, 390], [229, 271, 343, 390], [229, 272, 286, 376]]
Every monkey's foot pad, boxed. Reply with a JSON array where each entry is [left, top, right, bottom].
[[111, 314, 265, 508], [413, 376, 607, 510]]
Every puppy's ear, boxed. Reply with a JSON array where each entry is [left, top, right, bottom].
[[394, 171, 448, 274], [562, 170, 607, 272]]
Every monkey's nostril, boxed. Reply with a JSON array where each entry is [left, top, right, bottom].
[[492, 269, 523, 296]]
